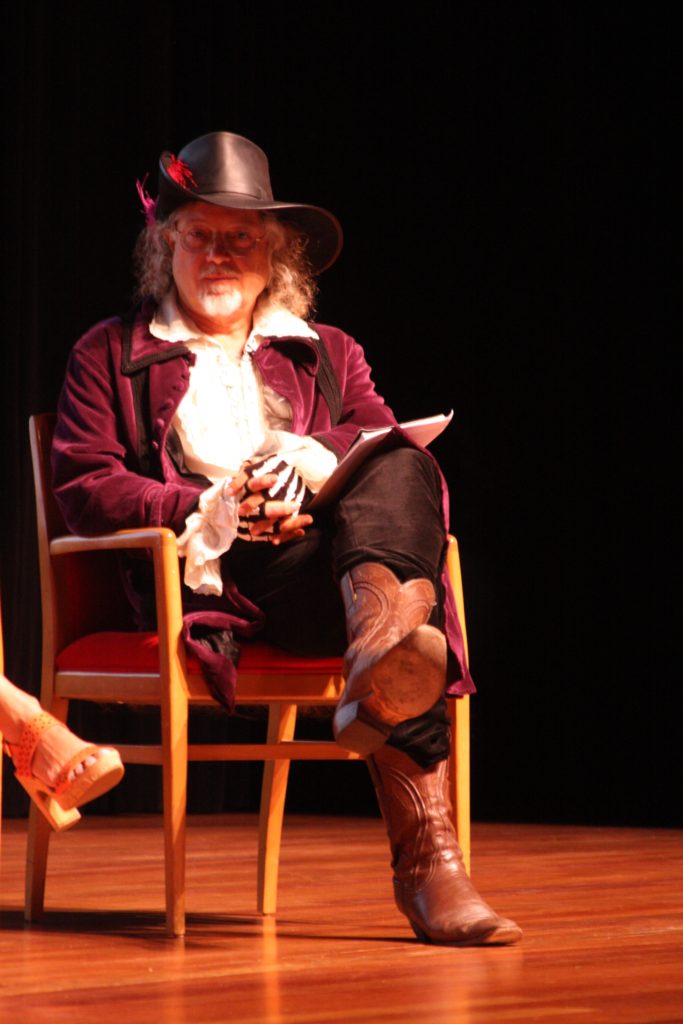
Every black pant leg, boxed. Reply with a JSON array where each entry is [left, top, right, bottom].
[[225, 525, 347, 656], [332, 444, 447, 586], [331, 444, 451, 765]]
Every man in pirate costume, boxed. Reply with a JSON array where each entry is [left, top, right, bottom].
[[52, 131, 521, 946]]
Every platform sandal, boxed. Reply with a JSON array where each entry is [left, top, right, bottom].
[[3, 711, 124, 831]]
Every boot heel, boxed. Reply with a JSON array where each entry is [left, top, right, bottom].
[[333, 702, 391, 754], [409, 920, 430, 942]]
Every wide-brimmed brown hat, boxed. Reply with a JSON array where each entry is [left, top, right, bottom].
[[155, 131, 343, 273]]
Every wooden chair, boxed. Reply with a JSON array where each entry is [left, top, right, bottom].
[[26, 412, 471, 936]]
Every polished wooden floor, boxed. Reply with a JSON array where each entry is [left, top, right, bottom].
[[1, 814, 682, 1023]]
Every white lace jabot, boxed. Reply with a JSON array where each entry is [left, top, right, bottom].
[[150, 291, 338, 595]]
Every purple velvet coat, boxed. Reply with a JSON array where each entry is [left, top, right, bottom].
[[52, 303, 474, 703]]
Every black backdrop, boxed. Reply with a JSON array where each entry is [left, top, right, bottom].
[[1, 4, 677, 827]]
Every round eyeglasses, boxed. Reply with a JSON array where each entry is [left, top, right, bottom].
[[173, 224, 265, 256]]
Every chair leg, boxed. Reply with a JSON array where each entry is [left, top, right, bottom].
[[24, 802, 52, 921], [257, 703, 297, 915], [24, 692, 69, 922], [161, 689, 189, 937], [446, 537, 472, 875], [450, 694, 471, 875]]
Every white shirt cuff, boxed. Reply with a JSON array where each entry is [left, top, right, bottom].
[[176, 479, 239, 596]]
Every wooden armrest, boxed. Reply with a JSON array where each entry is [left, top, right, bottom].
[[50, 526, 178, 556]]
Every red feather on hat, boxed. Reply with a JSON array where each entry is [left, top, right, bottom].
[[167, 155, 197, 188]]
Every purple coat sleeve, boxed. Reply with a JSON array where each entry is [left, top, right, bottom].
[[52, 317, 203, 536]]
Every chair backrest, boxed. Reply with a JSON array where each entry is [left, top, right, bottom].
[[30, 413, 67, 544], [29, 414, 137, 665]]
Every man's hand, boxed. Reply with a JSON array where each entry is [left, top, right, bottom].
[[224, 455, 313, 545]]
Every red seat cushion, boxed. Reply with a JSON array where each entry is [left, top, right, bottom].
[[55, 632, 344, 676]]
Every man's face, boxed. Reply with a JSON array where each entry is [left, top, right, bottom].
[[168, 202, 270, 329]]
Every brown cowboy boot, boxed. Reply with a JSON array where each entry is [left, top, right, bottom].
[[333, 563, 446, 754], [368, 744, 522, 945]]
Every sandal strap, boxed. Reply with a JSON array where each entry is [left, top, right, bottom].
[[7, 710, 61, 779]]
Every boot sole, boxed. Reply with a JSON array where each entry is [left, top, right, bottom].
[[334, 625, 446, 754], [410, 918, 523, 946]]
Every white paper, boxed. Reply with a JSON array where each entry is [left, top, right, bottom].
[[307, 411, 453, 509]]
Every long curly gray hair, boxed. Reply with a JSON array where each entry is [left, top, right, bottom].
[[132, 211, 318, 319]]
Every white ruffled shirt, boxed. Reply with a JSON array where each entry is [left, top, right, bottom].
[[149, 290, 338, 595]]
